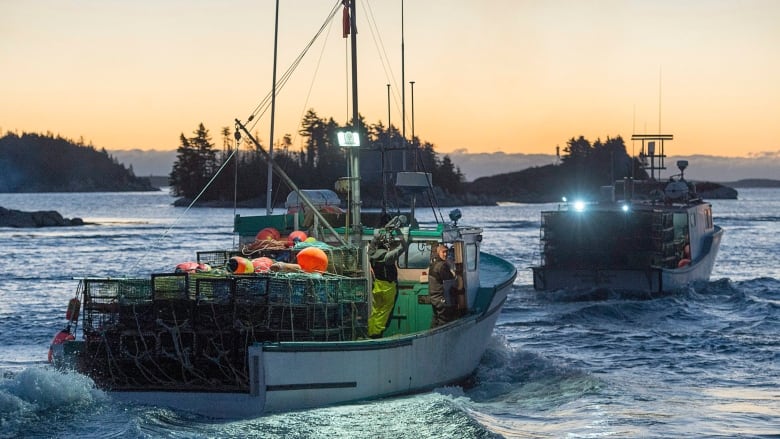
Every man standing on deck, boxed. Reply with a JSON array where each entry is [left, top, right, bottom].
[[367, 230, 408, 338], [428, 243, 456, 328]]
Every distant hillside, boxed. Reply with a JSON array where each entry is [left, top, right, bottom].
[[0, 132, 157, 192], [719, 179, 780, 188], [147, 176, 171, 188], [464, 165, 737, 203]]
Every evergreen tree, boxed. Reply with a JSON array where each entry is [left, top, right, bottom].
[[170, 123, 218, 199]]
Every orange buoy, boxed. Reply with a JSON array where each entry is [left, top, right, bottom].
[[252, 256, 274, 272], [287, 230, 308, 246], [48, 328, 75, 363], [65, 297, 80, 322], [296, 246, 328, 272], [228, 256, 255, 274], [256, 227, 281, 241]]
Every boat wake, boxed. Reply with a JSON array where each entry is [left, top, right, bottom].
[[0, 368, 106, 433], [469, 337, 601, 408]]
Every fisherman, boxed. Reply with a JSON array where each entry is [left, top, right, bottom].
[[428, 243, 456, 328], [367, 227, 408, 338]]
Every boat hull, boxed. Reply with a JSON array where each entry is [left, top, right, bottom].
[[97, 252, 515, 418], [532, 226, 723, 294]]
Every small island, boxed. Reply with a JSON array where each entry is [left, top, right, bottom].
[[0, 132, 157, 192], [0, 206, 85, 228]]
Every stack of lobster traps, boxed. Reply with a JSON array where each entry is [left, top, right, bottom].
[[76, 267, 368, 391]]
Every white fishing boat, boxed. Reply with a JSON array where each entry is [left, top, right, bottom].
[[49, 1, 516, 418], [531, 134, 723, 294]]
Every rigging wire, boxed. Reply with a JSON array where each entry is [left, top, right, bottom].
[[291, 9, 338, 148], [127, 147, 239, 274], [124, 3, 344, 272], [361, 0, 403, 126], [244, 1, 342, 134]]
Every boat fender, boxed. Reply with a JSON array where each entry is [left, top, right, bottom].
[[228, 256, 255, 274], [48, 328, 75, 363], [270, 261, 301, 272], [66, 297, 80, 322], [678, 243, 691, 267]]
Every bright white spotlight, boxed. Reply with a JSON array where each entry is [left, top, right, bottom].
[[621, 204, 630, 212], [573, 200, 586, 212]]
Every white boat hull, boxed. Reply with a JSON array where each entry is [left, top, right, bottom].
[[110, 254, 515, 418]]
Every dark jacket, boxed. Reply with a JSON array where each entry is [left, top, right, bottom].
[[370, 236, 407, 282], [428, 256, 455, 298]]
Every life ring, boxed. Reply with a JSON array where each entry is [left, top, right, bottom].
[[48, 329, 75, 363], [678, 258, 691, 268]]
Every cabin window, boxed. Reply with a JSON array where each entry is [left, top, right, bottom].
[[689, 212, 696, 228], [466, 243, 478, 271], [397, 242, 432, 269], [673, 213, 689, 241], [705, 207, 713, 229]]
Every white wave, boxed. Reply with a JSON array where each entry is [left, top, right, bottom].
[[0, 367, 106, 416]]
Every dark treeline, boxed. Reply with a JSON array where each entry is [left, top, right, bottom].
[[1, 128, 673, 204], [170, 110, 464, 207], [0, 132, 156, 192], [466, 135, 649, 203]]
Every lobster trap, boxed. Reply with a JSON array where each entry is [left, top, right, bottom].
[[77, 271, 369, 391]]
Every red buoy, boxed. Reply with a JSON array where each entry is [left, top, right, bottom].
[[287, 230, 308, 246], [48, 329, 75, 363], [256, 227, 281, 241]]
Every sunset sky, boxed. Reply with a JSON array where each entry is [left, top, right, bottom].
[[2, 0, 779, 158]]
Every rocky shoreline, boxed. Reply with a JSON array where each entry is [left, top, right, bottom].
[[0, 206, 85, 228]]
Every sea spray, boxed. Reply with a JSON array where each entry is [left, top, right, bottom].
[[1, 367, 105, 413]]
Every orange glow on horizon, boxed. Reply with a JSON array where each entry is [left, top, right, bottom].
[[2, 1, 778, 158]]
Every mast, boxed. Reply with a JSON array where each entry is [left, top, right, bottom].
[[266, 0, 280, 214], [400, 0, 407, 171], [348, 0, 361, 237]]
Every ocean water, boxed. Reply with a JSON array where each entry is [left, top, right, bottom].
[[0, 189, 778, 438]]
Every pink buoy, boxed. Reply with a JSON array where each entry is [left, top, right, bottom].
[[175, 261, 200, 273], [252, 256, 274, 272]]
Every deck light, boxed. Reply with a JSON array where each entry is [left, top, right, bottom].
[[573, 200, 586, 212], [621, 203, 630, 212], [336, 131, 360, 147]]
